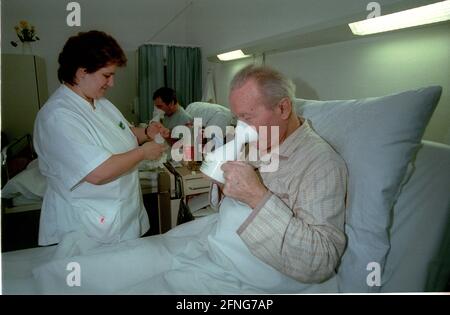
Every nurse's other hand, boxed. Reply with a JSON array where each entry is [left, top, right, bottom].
[[221, 161, 268, 209], [141, 141, 166, 160], [147, 122, 170, 139]]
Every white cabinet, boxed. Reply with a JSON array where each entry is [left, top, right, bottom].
[[1, 54, 48, 142]]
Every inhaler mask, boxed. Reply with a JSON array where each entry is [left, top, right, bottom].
[[200, 120, 258, 183], [149, 107, 166, 144], [140, 107, 168, 170]]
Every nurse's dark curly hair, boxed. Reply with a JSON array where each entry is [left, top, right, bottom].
[[57, 30, 127, 85]]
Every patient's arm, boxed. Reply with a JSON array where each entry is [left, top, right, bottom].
[[237, 156, 347, 284]]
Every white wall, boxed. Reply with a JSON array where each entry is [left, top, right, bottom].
[[189, 1, 449, 145], [188, 0, 406, 57], [2, 0, 191, 122], [268, 24, 450, 144], [188, 0, 407, 92]]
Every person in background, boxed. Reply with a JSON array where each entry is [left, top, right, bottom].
[[152, 87, 193, 131], [33, 30, 169, 246]]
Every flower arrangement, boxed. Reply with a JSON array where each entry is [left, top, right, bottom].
[[10, 20, 40, 47]]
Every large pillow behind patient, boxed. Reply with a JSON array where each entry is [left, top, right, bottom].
[[294, 86, 442, 292]]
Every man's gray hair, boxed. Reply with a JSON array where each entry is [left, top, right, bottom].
[[230, 65, 296, 109]]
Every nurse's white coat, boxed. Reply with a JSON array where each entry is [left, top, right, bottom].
[[34, 85, 149, 245]]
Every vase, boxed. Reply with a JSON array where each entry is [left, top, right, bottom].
[[21, 42, 33, 55]]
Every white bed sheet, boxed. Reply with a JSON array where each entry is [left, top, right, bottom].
[[2, 199, 338, 294], [1, 159, 46, 201], [2, 246, 55, 294]]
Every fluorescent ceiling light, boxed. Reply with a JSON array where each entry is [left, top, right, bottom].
[[349, 0, 450, 36], [217, 50, 250, 61]]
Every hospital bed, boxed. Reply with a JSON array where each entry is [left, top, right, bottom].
[[1, 135, 41, 251], [1, 135, 41, 213], [2, 90, 449, 293], [2, 139, 448, 294]]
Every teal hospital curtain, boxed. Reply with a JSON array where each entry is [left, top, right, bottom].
[[138, 44, 165, 122], [167, 46, 202, 108]]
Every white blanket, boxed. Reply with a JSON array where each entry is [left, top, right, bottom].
[[25, 198, 338, 294], [1, 159, 46, 201]]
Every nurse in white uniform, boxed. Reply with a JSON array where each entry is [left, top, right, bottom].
[[34, 30, 169, 245]]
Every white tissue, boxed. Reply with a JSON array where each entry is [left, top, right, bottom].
[[154, 133, 165, 144]]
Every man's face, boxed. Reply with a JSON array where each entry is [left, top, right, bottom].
[[229, 79, 285, 151], [154, 97, 174, 114]]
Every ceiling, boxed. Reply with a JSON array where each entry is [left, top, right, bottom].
[[207, 0, 446, 62]]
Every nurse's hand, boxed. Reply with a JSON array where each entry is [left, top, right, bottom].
[[141, 141, 167, 160], [221, 161, 268, 209], [146, 122, 170, 139]]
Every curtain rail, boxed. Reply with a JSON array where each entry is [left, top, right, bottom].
[[142, 41, 201, 48]]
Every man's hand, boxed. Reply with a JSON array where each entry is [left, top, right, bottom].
[[147, 121, 170, 139], [221, 161, 268, 209]]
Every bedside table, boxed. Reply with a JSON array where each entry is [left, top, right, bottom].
[[174, 165, 211, 196], [159, 163, 212, 232]]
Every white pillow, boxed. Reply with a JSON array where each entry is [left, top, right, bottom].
[[294, 86, 442, 292], [382, 141, 450, 292], [185, 102, 235, 135]]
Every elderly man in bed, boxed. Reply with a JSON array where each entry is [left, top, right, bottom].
[[213, 65, 348, 283]]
